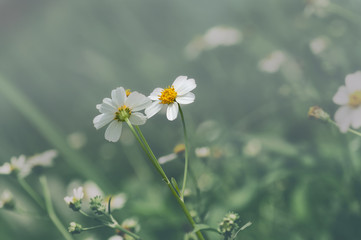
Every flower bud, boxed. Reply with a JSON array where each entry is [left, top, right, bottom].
[[90, 195, 106, 215], [308, 106, 330, 121], [68, 222, 82, 234]]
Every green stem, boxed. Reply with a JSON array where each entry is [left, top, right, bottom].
[[126, 120, 205, 240], [39, 175, 74, 240], [17, 176, 45, 210], [108, 214, 141, 240], [328, 119, 361, 137], [179, 106, 189, 200]]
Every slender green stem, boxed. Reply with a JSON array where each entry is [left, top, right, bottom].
[[82, 225, 106, 231], [126, 120, 205, 240], [328, 119, 361, 137], [179, 106, 189, 200], [17, 176, 45, 210], [39, 175, 74, 240], [108, 214, 141, 240]]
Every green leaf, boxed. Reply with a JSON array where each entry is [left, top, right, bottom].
[[171, 177, 181, 196]]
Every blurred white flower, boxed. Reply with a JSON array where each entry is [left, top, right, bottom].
[[0, 190, 15, 210], [195, 147, 211, 158], [67, 132, 87, 149], [0, 150, 57, 178], [333, 71, 361, 132], [108, 236, 124, 240], [83, 181, 104, 200], [258, 51, 286, 73], [107, 193, 127, 210], [185, 26, 242, 59], [145, 76, 196, 121], [243, 139, 262, 157], [93, 87, 151, 142], [304, 0, 330, 18], [309, 37, 328, 55], [158, 153, 178, 164]]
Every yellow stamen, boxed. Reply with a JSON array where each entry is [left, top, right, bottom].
[[115, 105, 131, 121], [349, 90, 361, 108], [159, 86, 177, 104], [125, 89, 131, 97]]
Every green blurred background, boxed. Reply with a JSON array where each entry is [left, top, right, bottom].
[[1, 0, 361, 239]]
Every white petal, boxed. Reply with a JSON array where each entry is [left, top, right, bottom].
[[0, 163, 11, 174], [105, 121, 123, 142], [111, 87, 126, 107], [332, 86, 349, 105], [129, 112, 147, 125], [176, 92, 195, 104], [97, 101, 117, 114], [334, 105, 352, 133], [351, 107, 361, 129], [167, 103, 179, 121], [149, 88, 163, 100], [126, 92, 151, 111], [345, 71, 361, 91], [145, 101, 163, 118], [93, 113, 114, 129], [173, 76, 196, 95]]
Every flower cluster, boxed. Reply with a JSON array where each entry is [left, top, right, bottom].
[[94, 76, 196, 141], [218, 212, 242, 239], [0, 150, 57, 178]]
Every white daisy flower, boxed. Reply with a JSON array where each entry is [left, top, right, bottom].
[[333, 71, 361, 132], [64, 187, 84, 211], [145, 76, 196, 121], [93, 87, 151, 142]]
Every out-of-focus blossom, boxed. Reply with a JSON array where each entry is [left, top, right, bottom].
[[0, 150, 57, 178], [67, 132, 87, 149], [106, 193, 127, 211], [146, 76, 196, 121], [108, 236, 124, 240], [195, 147, 211, 158], [185, 26, 242, 59], [158, 144, 185, 164], [243, 139, 262, 157], [309, 36, 328, 55], [304, 0, 330, 18], [333, 71, 361, 132], [0, 190, 15, 210], [258, 51, 286, 73]]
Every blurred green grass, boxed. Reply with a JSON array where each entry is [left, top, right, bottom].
[[1, 0, 361, 239]]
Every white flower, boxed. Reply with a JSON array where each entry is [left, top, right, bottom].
[[64, 187, 84, 205], [258, 51, 286, 73], [93, 87, 151, 142], [108, 236, 124, 240], [333, 71, 361, 132], [27, 150, 57, 169], [107, 193, 127, 210], [195, 147, 211, 158], [309, 37, 328, 55], [145, 76, 196, 121], [0, 150, 57, 178]]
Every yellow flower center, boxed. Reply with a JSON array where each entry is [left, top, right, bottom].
[[348, 90, 361, 108], [159, 86, 177, 104], [115, 105, 131, 121]]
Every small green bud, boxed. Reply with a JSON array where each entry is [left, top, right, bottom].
[[68, 222, 82, 234], [308, 106, 330, 121], [90, 195, 106, 215], [0, 190, 15, 210], [218, 212, 241, 235]]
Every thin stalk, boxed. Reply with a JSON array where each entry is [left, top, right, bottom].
[[126, 120, 205, 240], [179, 106, 189, 200], [328, 119, 361, 137], [17, 176, 45, 210], [39, 175, 74, 240], [109, 214, 141, 240]]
